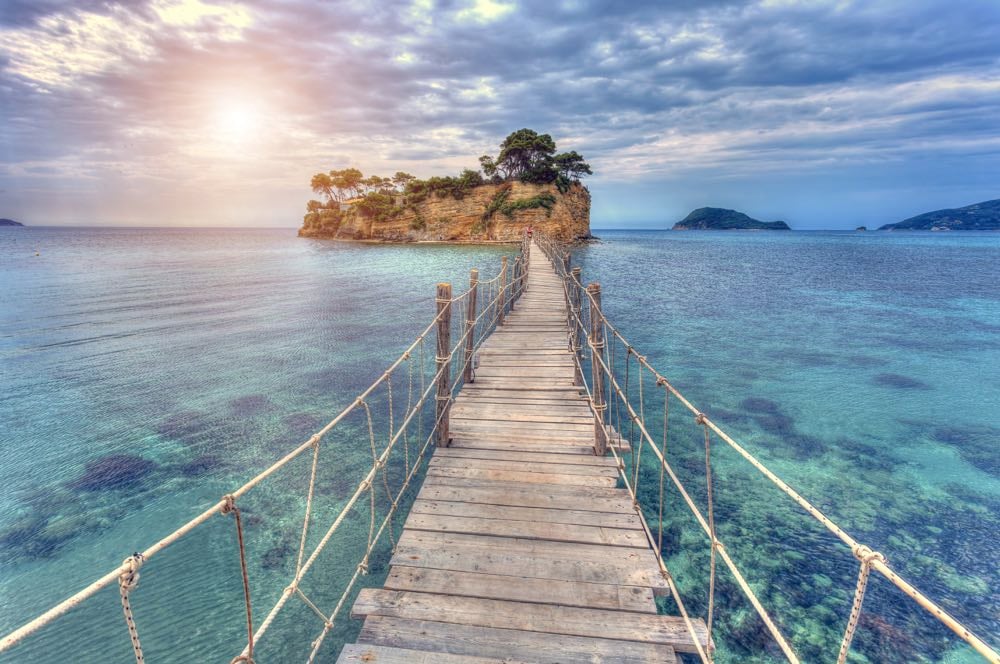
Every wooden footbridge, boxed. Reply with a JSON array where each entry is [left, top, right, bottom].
[[337, 242, 709, 663], [1, 236, 996, 664]]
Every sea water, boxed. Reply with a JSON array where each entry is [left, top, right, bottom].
[[0, 227, 996, 662]]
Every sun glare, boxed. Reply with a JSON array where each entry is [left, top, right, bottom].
[[214, 101, 261, 143]]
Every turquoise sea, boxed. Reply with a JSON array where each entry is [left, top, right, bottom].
[[0, 227, 997, 663]]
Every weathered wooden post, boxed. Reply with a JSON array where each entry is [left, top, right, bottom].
[[463, 269, 478, 385], [587, 282, 608, 455], [498, 256, 508, 326], [571, 267, 583, 386], [436, 282, 452, 446], [562, 252, 571, 276]]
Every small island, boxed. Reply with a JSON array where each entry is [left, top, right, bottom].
[[856, 226, 867, 232], [299, 129, 592, 242], [879, 198, 1000, 231], [672, 207, 790, 230], [0, 218, 24, 227]]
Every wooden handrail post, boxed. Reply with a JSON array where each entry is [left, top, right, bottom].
[[498, 256, 508, 326], [571, 267, 583, 386], [587, 282, 608, 455], [436, 282, 452, 446], [562, 252, 570, 276], [463, 270, 478, 385]]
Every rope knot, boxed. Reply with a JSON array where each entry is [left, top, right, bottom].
[[119, 552, 144, 595], [852, 544, 886, 566], [221, 494, 237, 515], [357, 561, 369, 575], [695, 413, 708, 426], [655, 377, 667, 387]]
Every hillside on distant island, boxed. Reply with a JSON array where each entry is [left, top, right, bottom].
[[672, 207, 790, 230], [0, 218, 24, 226], [879, 199, 1000, 230], [299, 129, 592, 242]]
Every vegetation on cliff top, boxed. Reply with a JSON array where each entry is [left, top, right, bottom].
[[302, 129, 591, 234], [878, 198, 1000, 230], [672, 207, 791, 230]]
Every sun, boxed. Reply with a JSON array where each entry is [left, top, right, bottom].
[[214, 101, 261, 142]]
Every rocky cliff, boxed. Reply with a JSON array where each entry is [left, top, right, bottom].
[[299, 181, 590, 242]]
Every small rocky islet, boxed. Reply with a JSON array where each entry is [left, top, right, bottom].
[[0, 218, 25, 226], [671, 207, 791, 230]]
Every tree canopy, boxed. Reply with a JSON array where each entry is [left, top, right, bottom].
[[481, 129, 591, 191]]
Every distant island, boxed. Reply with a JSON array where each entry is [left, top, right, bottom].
[[0, 218, 24, 226], [879, 198, 1000, 231], [672, 207, 790, 230], [299, 129, 592, 242]]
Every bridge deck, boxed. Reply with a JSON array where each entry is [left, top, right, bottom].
[[337, 241, 709, 663]]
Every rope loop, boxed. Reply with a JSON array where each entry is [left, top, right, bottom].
[[851, 544, 887, 566], [655, 376, 667, 387], [118, 552, 144, 595], [695, 412, 708, 426], [118, 552, 146, 663], [221, 493, 237, 515]]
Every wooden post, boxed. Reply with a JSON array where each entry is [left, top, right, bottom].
[[571, 267, 583, 386], [562, 252, 571, 277], [463, 269, 478, 385], [498, 256, 508, 326], [587, 282, 608, 455], [436, 282, 452, 446]]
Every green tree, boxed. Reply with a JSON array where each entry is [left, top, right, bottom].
[[392, 172, 416, 190], [495, 129, 557, 181], [311, 172, 336, 203], [552, 151, 592, 191], [331, 168, 364, 199]]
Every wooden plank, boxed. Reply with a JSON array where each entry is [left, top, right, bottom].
[[337, 644, 532, 664], [383, 567, 656, 614], [396, 530, 659, 566], [352, 590, 709, 652], [404, 513, 647, 548], [425, 466, 617, 487], [357, 616, 676, 664], [422, 476, 626, 496], [433, 446, 618, 467], [429, 456, 617, 478], [416, 484, 635, 514], [410, 499, 640, 529], [448, 438, 598, 455], [390, 542, 667, 591]]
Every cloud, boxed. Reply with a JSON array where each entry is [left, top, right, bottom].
[[1, 0, 999, 227]]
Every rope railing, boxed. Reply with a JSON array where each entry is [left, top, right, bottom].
[[0, 237, 531, 662], [533, 231, 999, 664]]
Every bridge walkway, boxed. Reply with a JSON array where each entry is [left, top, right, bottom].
[[336, 241, 710, 664]]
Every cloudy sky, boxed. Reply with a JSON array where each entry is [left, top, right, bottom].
[[1, 0, 998, 229]]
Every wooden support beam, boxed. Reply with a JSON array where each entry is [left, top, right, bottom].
[[463, 269, 478, 385], [588, 282, 608, 456], [436, 282, 452, 446]]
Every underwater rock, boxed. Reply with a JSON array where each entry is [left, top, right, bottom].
[[872, 373, 930, 390], [739, 397, 782, 414], [179, 454, 223, 477], [932, 425, 999, 475], [68, 454, 157, 492], [282, 412, 325, 439], [156, 410, 215, 443], [228, 394, 276, 417], [261, 539, 294, 570]]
